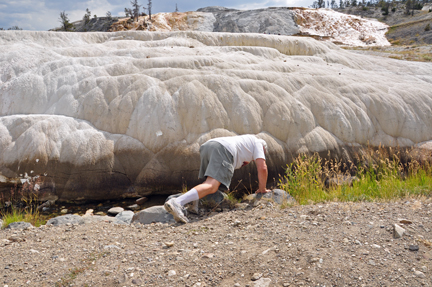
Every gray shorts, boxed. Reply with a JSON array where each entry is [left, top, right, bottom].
[[199, 141, 234, 191]]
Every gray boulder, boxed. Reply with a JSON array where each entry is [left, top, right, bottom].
[[253, 189, 296, 204], [202, 190, 228, 204], [5, 221, 33, 230], [131, 206, 174, 225], [46, 214, 84, 226], [115, 210, 134, 224]]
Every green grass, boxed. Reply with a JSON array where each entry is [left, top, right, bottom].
[[1, 206, 46, 229], [279, 147, 432, 205], [1, 207, 25, 228]]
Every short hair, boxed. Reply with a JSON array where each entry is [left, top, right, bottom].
[[257, 139, 268, 152]]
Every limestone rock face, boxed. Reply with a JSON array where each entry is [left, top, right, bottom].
[[112, 7, 389, 46], [1, 31, 432, 201]]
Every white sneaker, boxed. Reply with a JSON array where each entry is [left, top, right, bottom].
[[164, 198, 189, 224]]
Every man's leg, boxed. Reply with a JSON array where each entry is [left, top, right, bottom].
[[165, 177, 221, 223], [176, 176, 221, 205]]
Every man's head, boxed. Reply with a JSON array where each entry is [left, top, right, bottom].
[[257, 139, 268, 153]]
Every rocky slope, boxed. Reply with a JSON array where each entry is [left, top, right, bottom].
[[337, 5, 432, 45], [1, 199, 432, 286]]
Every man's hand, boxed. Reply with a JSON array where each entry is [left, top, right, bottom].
[[256, 188, 271, 194]]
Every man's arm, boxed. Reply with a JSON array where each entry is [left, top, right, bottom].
[[255, 158, 271, 193]]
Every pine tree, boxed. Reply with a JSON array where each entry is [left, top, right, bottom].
[[59, 11, 74, 31], [130, 0, 141, 21], [148, 0, 152, 20], [83, 8, 91, 25], [175, 3, 179, 12]]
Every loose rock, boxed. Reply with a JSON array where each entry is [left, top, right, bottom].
[[107, 207, 124, 216], [46, 214, 84, 226], [251, 273, 262, 281], [131, 206, 174, 225], [394, 224, 405, 238], [414, 270, 426, 278], [409, 245, 419, 251], [115, 211, 134, 224], [5, 221, 33, 230]]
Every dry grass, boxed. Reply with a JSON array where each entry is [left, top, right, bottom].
[[279, 146, 432, 205]]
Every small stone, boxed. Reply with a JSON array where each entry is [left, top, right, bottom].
[[8, 236, 25, 242], [252, 278, 271, 287], [202, 253, 214, 259], [132, 278, 142, 285], [251, 273, 262, 281], [371, 244, 381, 249], [84, 209, 94, 216], [309, 257, 320, 263], [136, 197, 148, 205], [168, 270, 176, 277], [233, 220, 241, 227], [127, 204, 140, 211], [414, 271, 426, 278], [108, 207, 124, 215], [164, 241, 174, 248], [60, 209, 68, 214], [399, 219, 412, 224], [409, 245, 419, 251], [368, 260, 376, 266], [343, 238, 349, 243], [394, 224, 405, 239], [118, 273, 128, 284], [234, 284, 241, 287]]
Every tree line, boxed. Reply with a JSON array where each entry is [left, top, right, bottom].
[[311, 0, 429, 14], [0, 26, 23, 30]]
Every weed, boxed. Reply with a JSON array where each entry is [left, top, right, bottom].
[[279, 147, 432, 205], [0, 175, 46, 228]]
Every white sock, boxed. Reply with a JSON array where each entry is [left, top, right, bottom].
[[175, 188, 199, 206]]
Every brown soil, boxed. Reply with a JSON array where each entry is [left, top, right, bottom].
[[1, 198, 432, 286]]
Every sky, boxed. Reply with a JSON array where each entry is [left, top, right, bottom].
[[0, 0, 315, 31]]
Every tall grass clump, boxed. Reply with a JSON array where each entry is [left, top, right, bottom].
[[279, 146, 432, 205], [0, 175, 46, 229]]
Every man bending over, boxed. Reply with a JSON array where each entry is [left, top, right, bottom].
[[164, 134, 270, 223]]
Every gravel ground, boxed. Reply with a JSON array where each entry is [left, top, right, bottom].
[[1, 198, 432, 287]]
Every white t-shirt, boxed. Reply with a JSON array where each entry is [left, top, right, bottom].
[[208, 135, 266, 169]]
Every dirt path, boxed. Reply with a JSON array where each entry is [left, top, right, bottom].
[[1, 198, 432, 287]]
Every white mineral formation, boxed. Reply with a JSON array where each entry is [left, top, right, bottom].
[[0, 31, 431, 200], [110, 7, 390, 47]]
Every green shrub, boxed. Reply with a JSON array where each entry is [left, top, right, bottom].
[[426, 23, 431, 32]]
